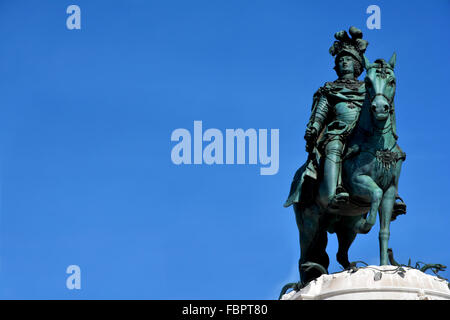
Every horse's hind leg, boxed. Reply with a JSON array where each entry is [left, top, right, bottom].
[[294, 203, 329, 284], [310, 227, 330, 271], [335, 216, 360, 269], [379, 185, 396, 265], [294, 203, 318, 282], [300, 228, 329, 284]]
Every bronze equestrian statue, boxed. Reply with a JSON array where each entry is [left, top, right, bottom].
[[284, 27, 407, 285]]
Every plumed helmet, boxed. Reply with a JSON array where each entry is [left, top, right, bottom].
[[329, 26, 368, 67]]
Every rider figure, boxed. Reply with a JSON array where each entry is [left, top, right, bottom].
[[303, 27, 406, 213], [304, 27, 368, 209]]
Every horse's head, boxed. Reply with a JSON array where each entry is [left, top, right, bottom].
[[363, 53, 397, 121]]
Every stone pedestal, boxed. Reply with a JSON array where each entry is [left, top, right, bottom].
[[281, 265, 450, 300]]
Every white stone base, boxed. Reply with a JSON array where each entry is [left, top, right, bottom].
[[281, 265, 450, 300]]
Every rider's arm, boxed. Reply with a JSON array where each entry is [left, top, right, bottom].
[[306, 91, 330, 136]]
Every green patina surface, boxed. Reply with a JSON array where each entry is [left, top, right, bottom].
[[284, 26, 409, 286]]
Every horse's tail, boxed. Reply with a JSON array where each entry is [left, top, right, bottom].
[[278, 282, 300, 300], [278, 262, 328, 299]]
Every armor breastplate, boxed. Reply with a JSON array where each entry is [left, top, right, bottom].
[[334, 102, 361, 124]]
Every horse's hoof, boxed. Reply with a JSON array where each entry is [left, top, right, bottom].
[[354, 219, 372, 234], [391, 202, 406, 221]]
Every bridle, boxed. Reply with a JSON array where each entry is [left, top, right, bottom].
[[370, 93, 394, 109], [366, 63, 395, 112]]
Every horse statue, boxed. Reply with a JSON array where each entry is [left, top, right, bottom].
[[284, 53, 406, 285]]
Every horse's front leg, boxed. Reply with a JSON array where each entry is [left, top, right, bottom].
[[378, 185, 396, 265], [351, 175, 383, 234]]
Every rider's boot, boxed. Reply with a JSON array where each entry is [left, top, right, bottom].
[[329, 185, 349, 209], [320, 139, 348, 210]]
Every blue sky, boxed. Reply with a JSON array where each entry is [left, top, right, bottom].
[[0, 0, 449, 299]]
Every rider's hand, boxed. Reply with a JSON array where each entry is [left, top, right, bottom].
[[304, 127, 317, 152], [304, 127, 317, 142]]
